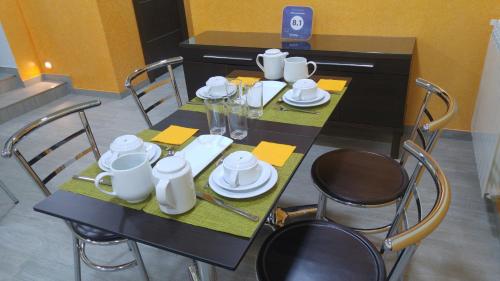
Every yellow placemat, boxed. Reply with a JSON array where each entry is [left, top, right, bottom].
[[252, 141, 296, 167], [234, 76, 261, 85], [317, 79, 347, 92], [143, 143, 304, 238], [152, 125, 198, 145]]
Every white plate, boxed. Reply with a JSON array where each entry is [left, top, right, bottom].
[[179, 135, 233, 177], [214, 161, 272, 192], [283, 89, 324, 104], [282, 89, 331, 108], [98, 142, 161, 171], [209, 164, 278, 199], [262, 81, 287, 106], [195, 85, 237, 100]]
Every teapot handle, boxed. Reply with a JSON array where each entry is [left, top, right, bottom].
[[256, 54, 265, 72], [94, 172, 116, 196], [156, 179, 176, 209], [307, 61, 317, 77]]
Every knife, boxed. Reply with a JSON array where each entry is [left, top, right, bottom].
[[196, 191, 259, 222], [72, 175, 111, 186]]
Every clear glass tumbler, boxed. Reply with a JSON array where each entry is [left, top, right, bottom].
[[246, 82, 264, 119], [226, 96, 248, 140], [204, 97, 227, 135]]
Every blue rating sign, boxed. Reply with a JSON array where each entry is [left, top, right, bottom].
[[281, 6, 313, 40]]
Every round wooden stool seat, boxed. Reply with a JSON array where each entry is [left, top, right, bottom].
[[312, 149, 409, 205], [257, 220, 386, 281]]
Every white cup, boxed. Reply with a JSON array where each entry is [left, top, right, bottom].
[[292, 79, 318, 101], [109, 135, 146, 163], [222, 151, 261, 187], [206, 76, 229, 98], [284, 57, 317, 83], [152, 156, 196, 215], [94, 153, 154, 203]]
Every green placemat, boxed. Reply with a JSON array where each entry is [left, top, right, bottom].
[[59, 129, 191, 210], [180, 87, 346, 128], [142, 143, 304, 238]]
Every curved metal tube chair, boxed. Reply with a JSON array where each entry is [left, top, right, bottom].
[[2, 100, 149, 281], [125, 56, 184, 128], [256, 140, 451, 281], [308, 77, 456, 233]]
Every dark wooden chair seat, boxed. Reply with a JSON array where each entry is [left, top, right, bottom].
[[256, 220, 386, 281], [71, 222, 122, 242], [311, 149, 409, 205]]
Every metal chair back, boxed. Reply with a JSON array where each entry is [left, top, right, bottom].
[[2, 100, 101, 196], [383, 140, 451, 281], [125, 56, 184, 128], [401, 78, 458, 164]]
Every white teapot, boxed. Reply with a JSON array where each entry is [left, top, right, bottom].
[[256, 49, 289, 80], [152, 156, 196, 215]]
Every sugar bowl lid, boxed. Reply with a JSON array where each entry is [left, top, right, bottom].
[[110, 135, 143, 152]]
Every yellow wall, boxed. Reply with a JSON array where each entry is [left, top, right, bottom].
[[0, 0, 41, 80], [186, 0, 500, 131]]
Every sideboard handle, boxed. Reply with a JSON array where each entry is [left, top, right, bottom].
[[203, 55, 253, 62], [315, 61, 375, 68]]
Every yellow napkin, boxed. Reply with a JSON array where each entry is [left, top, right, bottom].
[[317, 79, 347, 92], [234, 76, 261, 86], [151, 125, 198, 145], [252, 141, 296, 167]]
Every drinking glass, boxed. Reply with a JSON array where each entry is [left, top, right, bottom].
[[204, 97, 227, 135], [246, 82, 264, 119], [226, 95, 248, 140]]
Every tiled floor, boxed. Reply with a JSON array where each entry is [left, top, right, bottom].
[[0, 68, 499, 280]]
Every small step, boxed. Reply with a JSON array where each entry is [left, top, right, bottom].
[[0, 72, 23, 94], [0, 81, 68, 124]]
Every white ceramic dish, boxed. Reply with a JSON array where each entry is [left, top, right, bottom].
[[282, 89, 331, 108], [209, 164, 278, 199], [262, 81, 287, 105], [195, 84, 237, 99], [179, 135, 233, 177], [98, 142, 161, 171], [284, 89, 324, 104], [214, 161, 272, 192]]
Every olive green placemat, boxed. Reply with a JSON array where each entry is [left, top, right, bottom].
[[180, 87, 346, 128], [59, 129, 193, 210], [142, 143, 304, 238]]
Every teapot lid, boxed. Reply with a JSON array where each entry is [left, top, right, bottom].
[[156, 156, 186, 174], [264, 49, 283, 55]]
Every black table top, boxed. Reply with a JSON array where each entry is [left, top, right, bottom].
[[181, 31, 415, 56], [33, 76, 348, 269]]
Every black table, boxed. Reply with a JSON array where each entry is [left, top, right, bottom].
[[33, 75, 350, 280]]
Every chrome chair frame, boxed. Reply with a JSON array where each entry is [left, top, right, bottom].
[[267, 78, 456, 232], [125, 56, 184, 128], [0, 179, 19, 204], [257, 140, 451, 281], [2, 100, 149, 281]]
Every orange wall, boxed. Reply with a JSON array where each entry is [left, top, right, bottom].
[[0, 0, 41, 80], [186, 0, 500, 131]]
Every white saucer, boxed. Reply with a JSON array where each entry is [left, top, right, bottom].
[[282, 89, 331, 108], [98, 142, 161, 171], [195, 84, 237, 100], [209, 164, 278, 199], [214, 161, 272, 192], [283, 90, 324, 104]]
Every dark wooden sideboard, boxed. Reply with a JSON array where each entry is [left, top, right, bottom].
[[179, 31, 415, 158]]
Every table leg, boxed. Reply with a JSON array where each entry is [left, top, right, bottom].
[[391, 130, 403, 159], [188, 261, 217, 281]]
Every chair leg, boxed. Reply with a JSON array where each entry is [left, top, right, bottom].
[[128, 241, 150, 281], [316, 193, 327, 220], [0, 180, 19, 204], [73, 236, 82, 281]]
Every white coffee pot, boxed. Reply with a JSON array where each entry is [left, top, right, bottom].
[[256, 49, 289, 80], [152, 156, 196, 215]]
